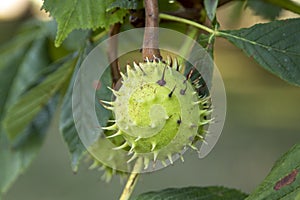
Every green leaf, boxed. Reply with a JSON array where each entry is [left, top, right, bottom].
[[159, 0, 182, 13], [60, 76, 86, 172], [219, 18, 300, 86], [42, 0, 127, 47], [3, 56, 76, 142], [0, 21, 50, 69], [0, 21, 52, 131], [246, 144, 300, 200], [0, 23, 56, 196], [132, 186, 248, 200], [204, 0, 219, 21], [95, 66, 113, 127], [0, 97, 57, 196], [59, 48, 90, 172], [60, 44, 113, 172], [0, 49, 25, 116], [246, 0, 282, 20], [1, 39, 52, 109], [108, 0, 143, 10], [264, 0, 300, 16]]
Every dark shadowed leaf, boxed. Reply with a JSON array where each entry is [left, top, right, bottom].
[[246, 144, 300, 200], [60, 42, 114, 172], [246, 0, 282, 20], [59, 47, 90, 172], [262, 0, 300, 16], [95, 66, 113, 127], [132, 186, 248, 200], [60, 89, 86, 172], [158, 0, 182, 13], [42, 0, 127, 47], [220, 18, 300, 86]]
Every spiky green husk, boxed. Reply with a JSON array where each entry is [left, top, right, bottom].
[[101, 59, 211, 169], [89, 158, 127, 182]]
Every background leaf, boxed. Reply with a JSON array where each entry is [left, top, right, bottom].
[[0, 21, 50, 68], [60, 42, 114, 171], [246, 0, 282, 20], [3, 56, 76, 142], [204, 0, 219, 21], [220, 18, 300, 86], [263, 0, 300, 16], [95, 66, 113, 127], [59, 47, 90, 172], [0, 97, 57, 197], [246, 144, 300, 200], [60, 85, 86, 172], [0, 22, 57, 196], [42, 0, 127, 47], [132, 186, 248, 200], [0, 21, 52, 141]]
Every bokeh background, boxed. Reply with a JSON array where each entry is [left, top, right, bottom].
[[1, 1, 300, 200]]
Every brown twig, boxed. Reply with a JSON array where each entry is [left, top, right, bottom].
[[108, 23, 122, 88], [142, 0, 162, 61]]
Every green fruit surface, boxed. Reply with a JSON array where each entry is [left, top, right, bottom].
[[111, 60, 204, 163]]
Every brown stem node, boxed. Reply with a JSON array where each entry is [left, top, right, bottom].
[[142, 0, 162, 61], [108, 23, 122, 88]]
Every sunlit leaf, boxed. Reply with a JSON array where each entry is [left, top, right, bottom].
[[42, 0, 127, 47]]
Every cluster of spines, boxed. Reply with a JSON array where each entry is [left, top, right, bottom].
[[100, 57, 212, 169], [88, 158, 127, 182]]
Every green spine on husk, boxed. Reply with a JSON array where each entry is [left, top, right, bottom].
[[100, 58, 211, 169]]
